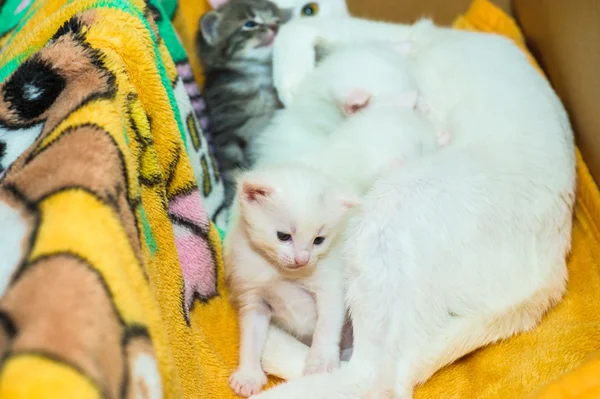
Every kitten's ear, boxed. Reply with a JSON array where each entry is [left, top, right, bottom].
[[240, 180, 273, 203], [200, 11, 221, 46], [342, 89, 372, 116], [207, 0, 229, 9], [279, 8, 294, 24], [392, 90, 419, 109], [338, 193, 361, 209]]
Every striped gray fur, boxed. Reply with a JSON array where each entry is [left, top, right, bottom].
[[196, 0, 290, 205]]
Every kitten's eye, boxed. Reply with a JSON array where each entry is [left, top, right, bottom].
[[313, 236, 325, 245], [277, 232, 292, 242], [243, 20, 259, 29], [301, 2, 319, 17]]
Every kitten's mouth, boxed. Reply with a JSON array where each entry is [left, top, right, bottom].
[[282, 261, 314, 271], [256, 35, 275, 48], [256, 28, 278, 48], [285, 264, 306, 270]]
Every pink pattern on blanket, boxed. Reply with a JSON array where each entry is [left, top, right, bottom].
[[170, 189, 208, 228], [176, 61, 207, 120], [168, 190, 217, 322]]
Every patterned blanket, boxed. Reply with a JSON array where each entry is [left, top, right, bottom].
[[1, 0, 600, 398], [0, 0, 229, 397]]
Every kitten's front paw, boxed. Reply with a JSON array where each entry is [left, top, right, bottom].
[[229, 367, 268, 397], [303, 345, 340, 375], [273, 24, 318, 107]]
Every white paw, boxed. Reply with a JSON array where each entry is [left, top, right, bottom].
[[273, 24, 318, 108], [229, 367, 268, 397], [303, 345, 340, 375]]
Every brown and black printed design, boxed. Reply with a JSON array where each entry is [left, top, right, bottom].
[[0, 12, 165, 398]]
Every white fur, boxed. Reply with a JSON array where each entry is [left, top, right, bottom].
[[251, 17, 576, 399], [253, 42, 442, 195], [272, 0, 350, 20], [301, 100, 441, 194], [224, 164, 358, 397], [251, 43, 421, 170], [207, 0, 349, 21]]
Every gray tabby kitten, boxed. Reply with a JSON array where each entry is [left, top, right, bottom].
[[197, 0, 290, 205]]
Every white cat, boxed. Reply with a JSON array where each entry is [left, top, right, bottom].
[[224, 163, 359, 397], [250, 17, 576, 399], [252, 41, 448, 195], [250, 43, 421, 168], [207, 0, 349, 21], [271, 0, 350, 20], [300, 87, 450, 194]]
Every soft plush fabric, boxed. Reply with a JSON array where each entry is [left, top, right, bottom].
[[0, 0, 228, 398], [0, 0, 599, 398]]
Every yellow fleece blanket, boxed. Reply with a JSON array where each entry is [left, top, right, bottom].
[[0, 0, 599, 398]]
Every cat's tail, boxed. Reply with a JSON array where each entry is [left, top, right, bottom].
[[258, 326, 362, 399], [261, 325, 308, 380], [261, 325, 353, 381], [251, 365, 366, 399]]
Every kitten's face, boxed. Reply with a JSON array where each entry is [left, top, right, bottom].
[[271, 0, 350, 19], [200, 0, 288, 64], [237, 166, 358, 271]]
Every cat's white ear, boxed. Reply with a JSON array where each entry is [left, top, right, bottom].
[[241, 181, 273, 203], [392, 90, 419, 109], [391, 41, 414, 55], [207, 0, 229, 9], [338, 194, 361, 209], [200, 11, 221, 46]]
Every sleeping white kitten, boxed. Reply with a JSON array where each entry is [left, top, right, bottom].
[[250, 42, 420, 168], [251, 17, 576, 399], [224, 163, 358, 397], [301, 87, 450, 194]]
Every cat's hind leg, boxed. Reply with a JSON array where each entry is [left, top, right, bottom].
[[390, 297, 552, 398]]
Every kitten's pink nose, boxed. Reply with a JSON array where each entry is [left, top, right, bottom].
[[294, 251, 310, 267]]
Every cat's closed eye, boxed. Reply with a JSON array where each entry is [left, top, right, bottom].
[[277, 232, 292, 242], [314, 236, 325, 245]]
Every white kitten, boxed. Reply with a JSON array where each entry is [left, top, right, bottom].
[[301, 87, 449, 194], [224, 163, 359, 397], [250, 43, 419, 168], [251, 17, 576, 399]]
